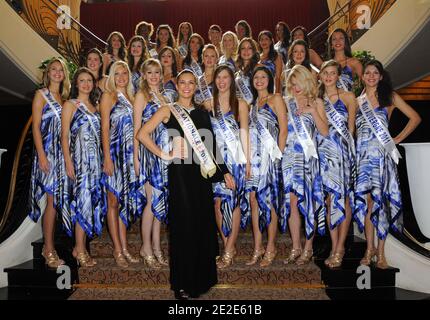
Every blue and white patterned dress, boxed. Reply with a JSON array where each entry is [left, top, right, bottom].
[[235, 70, 253, 104], [274, 42, 288, 64], [61, 101, 105, 237], [354, 104, 403, 239], [178, 43, 188, 58], [245, 103, 282, 231], [163, 79, 178, 103], [337, 65, 354, 92], [318, 98, 355, 230], [132, 71, 142, 95], [183, 59, 203, 78], [29, 89, 65, 225], [101, 94, 140, 227], [261, 59, 276, 78], [195, 75, 213, 105], [219, 56, 236, 73], [138, 98, 170, 223], [281, 98, 325, 238], [211, 111, 246, 236]]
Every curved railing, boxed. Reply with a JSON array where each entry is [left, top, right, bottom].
[[0, 117, 33, 241], [7, 0, 106, 65], [309, 0, 397, 58]]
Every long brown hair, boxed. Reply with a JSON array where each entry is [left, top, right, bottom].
[[127, 35, 149, 73], [106, 31, 127, 60], [236, 37, 259, 76], [176, 22, 193, 47], [318, 60, 341, 98], [212, 65, 239, 121]]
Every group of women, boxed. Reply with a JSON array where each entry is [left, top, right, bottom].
[[29, 19, 421, 299]]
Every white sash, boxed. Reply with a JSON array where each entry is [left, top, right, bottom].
[[178, 44, 187, 58], [235, 72, 253, 105], [250, 104, 282, 161], [116, 91, 134, 120], [286, 97, 318, 161], [41, 89, 61, 121], [189, 59, 203, 78], [358, 94, 401, 164], [149, 48, 158, 59], [73, 100, 100, 144], [169, 103, 217, 178], [214, 107, 247, 165], [311, 64, 320, 74], [197, 74, 213, 103], [150, 91, 166, 107], [323, 96, 355, 154]]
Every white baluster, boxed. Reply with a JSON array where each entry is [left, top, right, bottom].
[[0, 149, 7, 168]]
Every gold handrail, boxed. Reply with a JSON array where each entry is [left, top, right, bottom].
[[0, 116, 33, 234]]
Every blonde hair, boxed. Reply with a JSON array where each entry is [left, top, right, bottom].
[[42, 58, 70, 100], [221, 31, 238, 60], [286, 65, 318, 100], [139, 58, 163, 101], [105, 61, 134, 102]]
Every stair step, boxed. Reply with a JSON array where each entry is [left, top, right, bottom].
[[31, 237, 75, 263], [69, 286, 329, 300], [90, 238, 294, 258], [4, 286, 73, 300], [326, 287, 397, 300], [5, 259, 78, 289], [312, 235, 367, 259], [321, 265, 399, 288], [78, 258, 322, 286]]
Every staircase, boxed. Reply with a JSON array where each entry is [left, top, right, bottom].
[[3, 222, 77, 300], [313, 234, 400, 300], [70, 224, 327, 300]]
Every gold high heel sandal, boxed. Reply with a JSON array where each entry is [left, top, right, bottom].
[[153, 250, 169, 266], [376, 254, 389, 269], [360, 248, 376, 266], [324, 252, 335, 267], [296, 249, 313, 266], [41, 246, 65, 269], [113, 251, 129, 268], [75, 252, 97, 267], [122, 249, 141, 264], [284, 248, 302, 265], [245, 248, 265, 266], [217, 250, 235, 269], [328, 251, 345, 269], [260, 250, 277, 267], [140, 250, 161, 269]]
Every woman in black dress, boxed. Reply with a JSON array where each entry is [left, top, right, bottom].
[[137, 70, 235, 299]]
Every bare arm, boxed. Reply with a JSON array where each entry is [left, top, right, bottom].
[[310, 49, 323, 69], [351, 57, 363, 79], [271, 94, 288, 151], [392, 92, 422, 144], [311, 98, 329, 137], [344, 91, 358, 135], [238, 100, 250, 178], [61, 101, 77, 179], [133, 92, 147, 176], [136, 106, 175, 161], [102, 53, 111, 76], [31, 90, 49, 173], [274, 55, 284, 94], [100, 92, 114, 176]]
